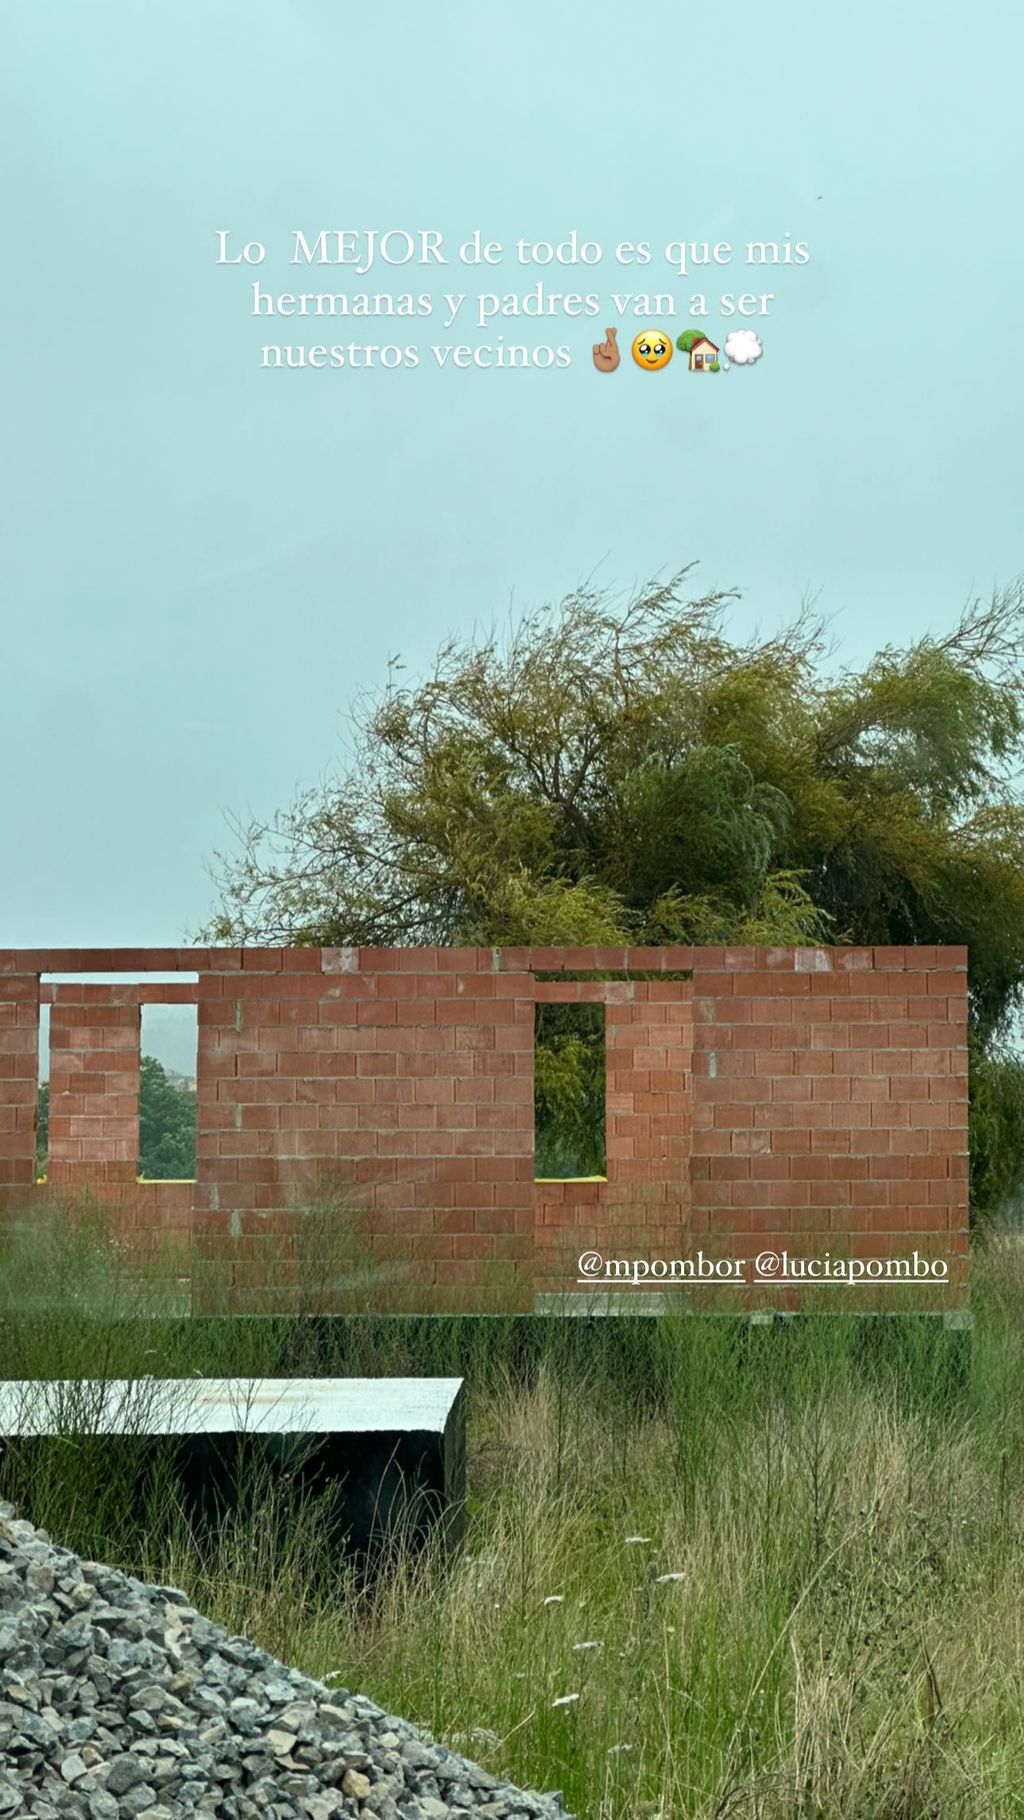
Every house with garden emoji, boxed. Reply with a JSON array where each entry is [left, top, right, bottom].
[[676, 330, 720, 371]]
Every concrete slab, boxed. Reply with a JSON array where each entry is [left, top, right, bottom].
[[0, 1377, 467, 1565], [0, 1376, 463, 1437]]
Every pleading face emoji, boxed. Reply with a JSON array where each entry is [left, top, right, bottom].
[[631, 329, 673, 371]]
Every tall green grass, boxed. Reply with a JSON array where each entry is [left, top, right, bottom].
[[3, 1202, 1024, 1816]]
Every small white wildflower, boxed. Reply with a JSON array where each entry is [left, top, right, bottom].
[[551, 1693, 580, 1708], [655, 1572, 686, 1584], [572, 1641, 603, 1653], [624, 1535, 652, 1545], [510, 1672, 527, 1680], [542, 1595, 564, 1607], [608, 1742, 634, 1754]]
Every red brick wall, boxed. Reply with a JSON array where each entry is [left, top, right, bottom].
[[0, 972, 38, 1195], [192, 949, 537, 1310], [48, 990, 141, 1184], [0, 944, 970, 1311], [689, 946, 969, 1306]]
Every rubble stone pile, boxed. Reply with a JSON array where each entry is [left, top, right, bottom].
[[0, 1503, 572, 1820]]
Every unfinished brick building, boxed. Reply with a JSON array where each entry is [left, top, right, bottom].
[[0, 944, 970, 1313]]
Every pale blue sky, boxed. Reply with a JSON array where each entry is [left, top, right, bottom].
[[2, 0, 1022, 984]]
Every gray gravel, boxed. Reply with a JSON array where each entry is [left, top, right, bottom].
[[0, 1502, 572, 1820]]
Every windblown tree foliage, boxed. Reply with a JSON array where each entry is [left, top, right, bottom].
[[200, 568, 1024, 1216]]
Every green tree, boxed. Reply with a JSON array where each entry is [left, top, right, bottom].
[[534, 1003, 607, 1179], [35, 1081, 48, 1174], [138, 1056, 196, 1179], [198, 568, 1024, 1216]]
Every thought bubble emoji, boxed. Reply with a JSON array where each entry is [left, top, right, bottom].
[[723, 330, 763, 366]]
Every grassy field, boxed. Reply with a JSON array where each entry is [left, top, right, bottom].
[[3, 1206, 1024, 1818]]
